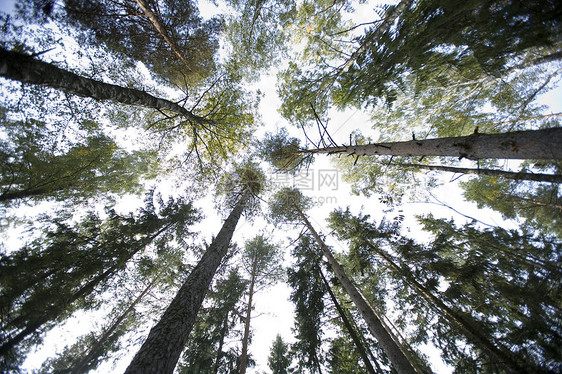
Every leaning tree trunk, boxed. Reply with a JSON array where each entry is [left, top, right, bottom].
[[359, 238, 524, 374], [398, 163, 562, 184], [0, 47, 208, 124], [303, 128, 562, 160], [124, 192, 250, 374], [294, 207, 419, 374], [239, 260, 257, 374], [319, 269, 377, 374]]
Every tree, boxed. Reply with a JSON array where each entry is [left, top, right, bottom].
[[179, 268, 248, 374], [286, 234, 326, 374], [0, 121, 156, 203], [268, 334, 292, 374], [328, 208, 533, 374], [20, 0, 222, 86], [124, 162, 265, 374], [269, 187, 420, 374], [239, 235, 284, 374], [0, 192, 200, 370]]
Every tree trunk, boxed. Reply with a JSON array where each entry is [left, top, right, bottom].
[[294, 208, 419, 374], [70, 275, 159, 374], [0, 47, 209, 124], [399, 163, 562, 184], [304, 128, 562, 160], [239, 260, 257, 374], [319, 269, 377, 374], [124, 192, 249, 374], [360, 238, 524, 374], [135, 0, 192, 70]]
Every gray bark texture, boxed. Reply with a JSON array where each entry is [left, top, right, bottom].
[[307, 128, 562, 160], [124, 195, 248, 374], [296, 209, 419, 374], [399, 163, 562, 184], [0, 47, 209, 124]]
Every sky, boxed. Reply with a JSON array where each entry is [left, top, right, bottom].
[[1, 0, 561, 373]]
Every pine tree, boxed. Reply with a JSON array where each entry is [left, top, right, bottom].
[[124, 162, 265, 374], [268, 334, 292, 374]]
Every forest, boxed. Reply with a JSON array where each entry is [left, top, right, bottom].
[[0, 0, 561, 373]]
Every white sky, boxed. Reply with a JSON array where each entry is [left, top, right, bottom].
[[2, 0, 561, 373]]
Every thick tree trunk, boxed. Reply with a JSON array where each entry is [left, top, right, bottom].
[[304, 128, 562, 160], [124, 192, 249, 374], [0, 47, 209, 124], [399, 163, 562, 184], [319, 270, 377, 374], [239, 260, 257, 374], [70, 275, 159, 374], [360, 239, 524, 374], [295, 208, 419, 374]]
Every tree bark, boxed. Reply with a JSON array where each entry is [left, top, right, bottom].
[[360, 239, 524, 374], [124, 192, 249, 374], [0, 47, 209, 124], [294, 208, 419, 374], [319, 269, 377, 374], [135, 0, 192, 71], [303, 128, 562, 160], [398, 163, 562, 183], [239, 259, 257, 374]]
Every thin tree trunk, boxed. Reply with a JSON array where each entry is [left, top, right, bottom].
[[239, 260, 257, 374], [124, 192, 250, 374], [359, 237, 525, 374], [303, 128, 562, 160], [70, 275, 160, 374], [0, 47, 209, 124], [294, 207, 419, 374], [319, 269, 377, 374], [135, 0, 192, 71], [399, 163, 562, 183]]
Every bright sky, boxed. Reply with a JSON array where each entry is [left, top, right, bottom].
[[3, 0, 561, 373]]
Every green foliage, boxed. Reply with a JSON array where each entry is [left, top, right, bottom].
[[0, 118, 157, 205], [215, 160, 266, 216], [178, 269, 248, 374], [268, 187, 313, 224], [287, 234, 326, 374], [328, 208, 562, 373], [328, 337, 369, 374], [258, 128, 307, 173], [462, 174, 562, 237], [0, 192, 201, 367], [242, 235, 284, 285], [28, 0, 222, 87], [268, 334, 292, 374]]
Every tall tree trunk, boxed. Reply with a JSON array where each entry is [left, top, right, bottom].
[[399, 163, 562, 184], [0, 222, 174, 357], [303, 128, 562, 160], [239, 260, 257, 374], [124, 192, 250, 374], [358, 236, 525, 374], [294, 207, 419, 374], [0, 47, 209, 124], [70, 275, 160, 374], [318, 269, 377, 374]]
